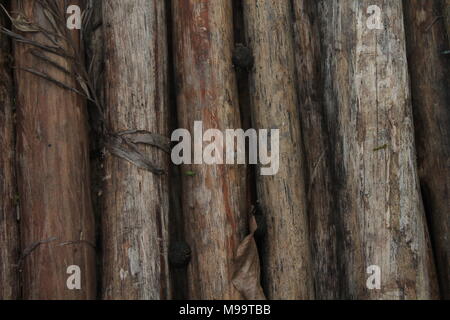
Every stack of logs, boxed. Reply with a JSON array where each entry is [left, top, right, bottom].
[[0, 0, 448, 300]]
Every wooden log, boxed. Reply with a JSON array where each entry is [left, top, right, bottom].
[[101, 0, 172, 299], [292, 0, 340, 300], [403, 0, 450, 299], [0, 0, 19, 300], [242, 0, 314, 299], [317, 0, 439, 299], [12, 0, 96, 299], [172, 0, 247, 299]]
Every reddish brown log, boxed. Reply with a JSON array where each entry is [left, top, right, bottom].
[[13, 0, 96, 299], [242, 0, 314, 299], [172, 0, 247, 299]]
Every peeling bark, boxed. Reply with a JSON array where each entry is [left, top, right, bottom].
[[403, 0, 450, 299], [242, 0, 314, 300], [292, 0, 340, 300], [12, 0, 96, 299], [172, 0, 247, 300], [101, 0, 171, 299], [317, 0, 439, 299], [0, 0, 19, 300]]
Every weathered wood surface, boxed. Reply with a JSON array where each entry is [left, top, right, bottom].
[[243, 0, 314, 300], [12, 0, 96, 299], [317, 0, 439, 299], [172, 0, 247, 299], [101, 0, 172, 299], [403, 0, 450, 299], [0, 0, 19, 300], [292, 0, 340, 300]]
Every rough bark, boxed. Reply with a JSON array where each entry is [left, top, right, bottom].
[[232, 0, 256, 213], [243, 0, 314, 300], [101, 0, 171, 299], [0, 0, 19, 300], [12, 0, 96, 299], [172, 0, 247, 299], [403, 0, 450, 299], [317, 0, 439, 299], [292, 0, 340, 300], [164, 0, 187, 300]]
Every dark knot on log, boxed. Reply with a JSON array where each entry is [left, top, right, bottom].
[[169, 241, 192, 268]]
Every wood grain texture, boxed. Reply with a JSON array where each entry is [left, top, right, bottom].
[[292, 0, 340, 300], [243, 0, 314, 300], [0, 0, 20, 300], [12, 0, 96, 299], [101, 0, 172, 299], [317, 0, 439, 299], [403, 0, 450, 299], [172, 0, 247, 300]]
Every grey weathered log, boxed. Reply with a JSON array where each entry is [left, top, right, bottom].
[[12, 0, 96, 299], [243, 0, 314, 299], [101, 0, 171, 299], [403, 0, 450, 299], [292, 0, 340, 300], [317, 0, 439, 299], [172, 0, 247, 299], [0, 0, 19, 300]]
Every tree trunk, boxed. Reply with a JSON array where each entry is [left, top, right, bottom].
[[0, 0, 19, 300], [243, 0, 314, 300], [101, 0, 171, 299], [403, 0, 450, 299], [317, 0, 439, 299], [12, 0, 96, 299], [172, 0, 247, 300], [292, 0, 340, 300]]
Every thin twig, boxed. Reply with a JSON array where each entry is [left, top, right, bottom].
[[17, 237, 58, 268]]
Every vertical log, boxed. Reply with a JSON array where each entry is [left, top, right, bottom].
[[243, 0, 314, 299], [317, 0, 439, 299], [403, 0, 450, 299], [12, 0, 96, 299], [292, 0, 340, 299], [172, 0, 247, 299], [101, 0, 171, 299], [0, 0, 19, 300]]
